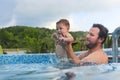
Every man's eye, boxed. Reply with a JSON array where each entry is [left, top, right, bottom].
[[89, 33, 94, 36]]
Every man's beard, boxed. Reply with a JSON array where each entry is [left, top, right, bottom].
[[85, 40, 98, 49]]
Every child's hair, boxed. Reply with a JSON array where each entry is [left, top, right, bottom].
[[56, 19, 70, 29]]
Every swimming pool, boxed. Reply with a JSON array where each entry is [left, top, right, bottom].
[[1, 63, 120, 80], [0, 50, 120, 80]]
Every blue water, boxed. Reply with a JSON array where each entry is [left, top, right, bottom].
[[0, 64, 61, 80], [0, 49, 120, 80], [0, 63, 120, 80]]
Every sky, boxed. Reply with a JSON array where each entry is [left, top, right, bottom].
[[0, 0, 120, 33]]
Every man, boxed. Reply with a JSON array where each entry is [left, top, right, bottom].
[[65, 24, 109, 64]]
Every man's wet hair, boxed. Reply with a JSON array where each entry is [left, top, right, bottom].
[[92, 24, 109, 44]]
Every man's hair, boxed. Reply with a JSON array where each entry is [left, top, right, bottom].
[[92, 24, 109, 44], [56, 19, 70, 29]]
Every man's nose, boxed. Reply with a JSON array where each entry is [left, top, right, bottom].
[[86, 34, 90, 38], [86, 34, 89, 37]]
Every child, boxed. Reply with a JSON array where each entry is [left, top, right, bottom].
[[52, 19, 74, 63]]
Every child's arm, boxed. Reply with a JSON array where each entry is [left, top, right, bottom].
[[59, 33, 74, 43]]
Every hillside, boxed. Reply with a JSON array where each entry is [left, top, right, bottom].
[[0, 26, 87, 53]]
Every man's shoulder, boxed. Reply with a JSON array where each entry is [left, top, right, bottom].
[[90, 49, 108, 57], [91, 49, 103, 53]]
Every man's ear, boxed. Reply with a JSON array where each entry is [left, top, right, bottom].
[[98, 38, 104, 43]]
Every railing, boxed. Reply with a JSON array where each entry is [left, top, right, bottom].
[[112, 27, 120, 62]]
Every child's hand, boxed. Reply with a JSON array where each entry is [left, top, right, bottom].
[[58, 35, 68, 43], [58, 37, 64, 42], [52, 33, 58, 40]]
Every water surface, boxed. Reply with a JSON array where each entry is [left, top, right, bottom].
[[0, 63, 120, 80]]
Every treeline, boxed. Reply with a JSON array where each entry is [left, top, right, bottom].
[[0, 26, 117, 53], [0, 26, 88, 53]]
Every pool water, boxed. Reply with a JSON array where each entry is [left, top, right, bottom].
[[0, 63, 120, 80], [0, 64, 59, 80], [0, 50, 120, 80]]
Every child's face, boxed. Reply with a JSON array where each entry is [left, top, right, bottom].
[[56, 23, 69, 36]]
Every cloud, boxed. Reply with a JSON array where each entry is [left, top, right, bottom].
[[1, 0, 120, 32], [14, 0, 120, 26], [0, 0, 16, 27], [4, 15, 16, 27]]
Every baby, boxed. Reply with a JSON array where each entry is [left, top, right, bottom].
[[52, 19, 74, 63]]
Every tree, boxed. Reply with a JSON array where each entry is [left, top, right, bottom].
[[0, 26, 88, 53]]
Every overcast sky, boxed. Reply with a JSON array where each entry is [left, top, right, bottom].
[[0, 0, 120, 33]]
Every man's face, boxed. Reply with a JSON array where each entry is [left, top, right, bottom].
[[85, 27, 100, 49], [56, 23, 69, 36]]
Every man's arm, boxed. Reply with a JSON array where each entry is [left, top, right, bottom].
[[65, 42, 80, 64]]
